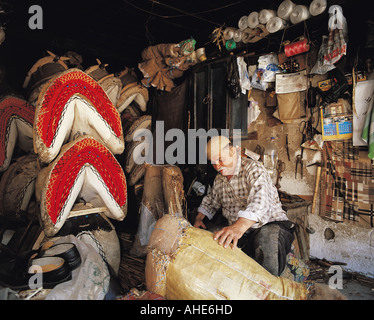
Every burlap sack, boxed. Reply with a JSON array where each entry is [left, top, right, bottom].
[[143, 164, 165, 219], [162, 166, 184, 216], [130, 164, 184, 257], [77, 214, 121, 275], [141, 164, 184, 220], [138, 43, 192, 92], [129, 164, 166, 257], [52, 203, 121, 275], [146, 215, 346, 300], [276, 92, 301, 121]]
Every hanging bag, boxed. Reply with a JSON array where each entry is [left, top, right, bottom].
[[227, 56, 241, 99], [323, 5, 347, 65]]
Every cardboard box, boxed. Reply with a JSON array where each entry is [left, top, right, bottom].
[[321, 99, 353, 141]]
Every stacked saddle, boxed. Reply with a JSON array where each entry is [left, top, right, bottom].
[[22, 50, 70, 107], [85, 59, 122, 106], [0, 52, 154, 294], [0, 95, 35, 172], [121, 113, 152, 186], [0, 52, 155, 279], [33, 68, 125, 163], [0, 95, 39, 223], [32, 68, 128, 237], [116, 67, 149, 114]]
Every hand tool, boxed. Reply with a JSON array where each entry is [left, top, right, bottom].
[[254, 144, 265, 162], [295, 154, 303, 179], [285, 134, 290, 161], [275, 160, 285, 189], [306, 161, 324, 214], [295, 120, 310, 179]]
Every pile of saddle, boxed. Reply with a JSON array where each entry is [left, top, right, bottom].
[[0, 51, 149, 275]]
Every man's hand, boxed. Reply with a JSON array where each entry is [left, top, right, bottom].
[[194, 211, 207, 229], [213, 218, 256, 249]]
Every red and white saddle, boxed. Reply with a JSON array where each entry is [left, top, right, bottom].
[[0, 95, 35, 172], [33, 69, 124, 163], [36, 135, 128, 237]]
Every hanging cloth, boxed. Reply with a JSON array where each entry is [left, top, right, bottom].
[[237, 56, 251, 94], [361, 99, 374, 159]]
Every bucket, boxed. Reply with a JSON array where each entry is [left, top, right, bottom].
[[196, 48, 207, 62]]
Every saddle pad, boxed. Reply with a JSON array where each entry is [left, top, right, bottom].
[[36, 135, 127, 236], [0, 96, 35, 172]]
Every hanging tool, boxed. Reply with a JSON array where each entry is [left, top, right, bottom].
[[299, 119, 314, 146], [307, 161, 324, 214], [295, 155, 303, 179], [295, 120, 308, 179], [285, 134, 290, 161], [275, 160, 285, 189], [254, 144, 265, 162], [315, 68, 349, 106]]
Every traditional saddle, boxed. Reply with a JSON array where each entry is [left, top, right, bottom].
[[36, 135, 128, 237], [33, 68, 124, 163], [0, 95, 35, 172], [85, 59, 122, 106]]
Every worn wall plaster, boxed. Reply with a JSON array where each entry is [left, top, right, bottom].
[[309, 214, 374, 278]]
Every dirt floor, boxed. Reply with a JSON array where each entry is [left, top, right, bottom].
[[340, 280, 374, 300], [117, 230, 374, 300], [307, 258, 374, 300]]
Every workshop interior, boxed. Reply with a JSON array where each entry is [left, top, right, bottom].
[[0, 0, 373, 301]]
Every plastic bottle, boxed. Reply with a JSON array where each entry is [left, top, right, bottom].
[[263, 137, 278, 182]]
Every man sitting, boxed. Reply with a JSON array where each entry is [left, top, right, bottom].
[[194, 136, 295, 276]]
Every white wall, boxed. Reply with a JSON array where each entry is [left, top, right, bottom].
[[308, 214, 374, 278]]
